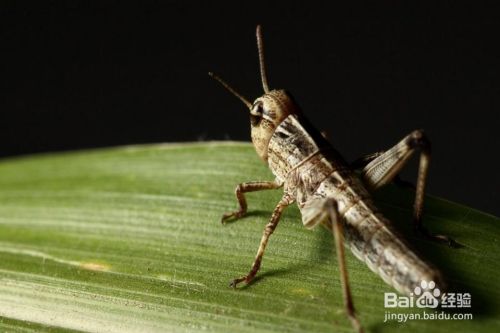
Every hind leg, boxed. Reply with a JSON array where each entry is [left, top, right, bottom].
[[353, 130, 460, 247]]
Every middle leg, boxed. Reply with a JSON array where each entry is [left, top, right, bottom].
[[229, 193, 294, 288], [300, 197, 363, 333]]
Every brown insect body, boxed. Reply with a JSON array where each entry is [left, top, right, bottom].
[[261, 92, 444, 296]]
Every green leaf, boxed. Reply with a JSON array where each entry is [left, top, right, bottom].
[[0, 142, 498, 332]]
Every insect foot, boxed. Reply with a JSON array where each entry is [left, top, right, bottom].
[[349, 316, 364, 333], [415, 224, 463, 248], [229, 276, 248, 288], [220, 210, 245, 224]]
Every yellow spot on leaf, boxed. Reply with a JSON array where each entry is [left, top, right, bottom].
[[291, 288, 311, 296], [80, 262, 110, 271]]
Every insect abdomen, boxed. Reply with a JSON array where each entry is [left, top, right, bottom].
[[267, 114, 444, 295], [342, 199, 445, 295]]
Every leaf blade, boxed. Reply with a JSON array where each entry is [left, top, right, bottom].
[[0, 142, 498, 332]]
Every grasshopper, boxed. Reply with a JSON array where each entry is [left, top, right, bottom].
[[209, 26, 458, 332]]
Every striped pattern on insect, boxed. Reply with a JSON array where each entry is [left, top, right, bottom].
[[209, 25, 459, 333]]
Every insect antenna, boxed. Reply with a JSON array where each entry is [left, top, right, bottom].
[[208, 72, 252, 109], [256, 25, 270, 93]]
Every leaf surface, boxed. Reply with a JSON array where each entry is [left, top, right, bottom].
[[0, 142, 498, 332]]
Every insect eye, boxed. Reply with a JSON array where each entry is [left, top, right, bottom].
[[250, 114, 261, 126], [250, 103, 264, 125], [252, 103, 264, 116]]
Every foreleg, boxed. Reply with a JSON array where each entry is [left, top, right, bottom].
[[221, 180, 282, 224]]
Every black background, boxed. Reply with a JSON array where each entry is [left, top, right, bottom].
[[1, 2, 498, 215]]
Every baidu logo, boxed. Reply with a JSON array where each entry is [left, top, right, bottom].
[[414, 280, 441, 308], [383, 280, 473, 323], [385, 280, 441, 308]]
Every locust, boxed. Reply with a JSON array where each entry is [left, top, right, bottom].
[[209, 26, 459, 333]]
